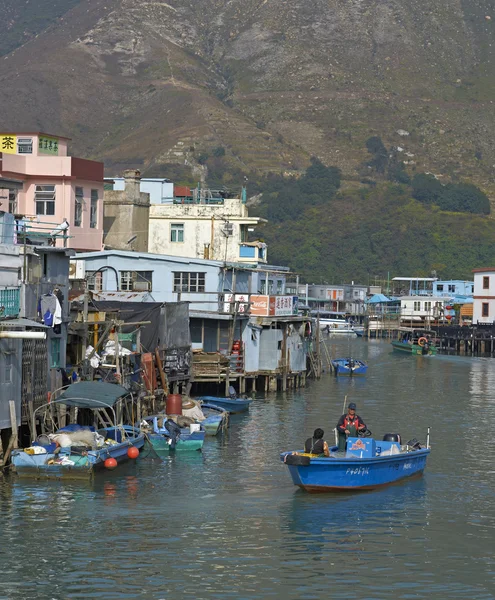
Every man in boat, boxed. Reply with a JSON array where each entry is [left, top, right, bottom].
[[337, 403, 367, 452], [304, 428, 330, 457]]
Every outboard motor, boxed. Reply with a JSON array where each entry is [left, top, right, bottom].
[[383, 433, 401, 443], [165, 419, 182, 450]]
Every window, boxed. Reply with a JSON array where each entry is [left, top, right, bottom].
[[482, 303, 489, 318], [9, 189, 17, 214], [17, 137, 33, 154], [74, 187, 83, 226], [414, 301, 421, 311], [483, 276, 490, 290], [86, 271, 102, 292], [448, 285, 455, 293], [35, 185, 55, 215], [171, 223, 184, 242], [120, 271, 153, 291], [50, 338, 61, 368], [259, 280, 266, 294], [268, 280, 274, 295], [90, 189, 98, 228], [276, 280, 283, 295], [173, 272, 205, 293], [436, 284, 444, 291], [424, 302, 432, 312]]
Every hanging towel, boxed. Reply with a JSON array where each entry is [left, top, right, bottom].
[[53, 296, 62, 326], [40, 294, 57, 327]]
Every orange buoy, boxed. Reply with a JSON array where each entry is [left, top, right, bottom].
[[127, 446, 139, 459], [105, 457, 118, 469]]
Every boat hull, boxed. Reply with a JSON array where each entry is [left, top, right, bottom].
[[391, 341, 437, 355], [147, 430, 205, 452], [197, 396, 252, 413], [201, 404, 228, 435], [331, 359, 367, 376], [281, 449, 430, 492], [12, 427, 145, 480]]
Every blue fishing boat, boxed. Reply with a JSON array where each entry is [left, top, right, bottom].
[[281, 432, 430, 492], [11, 382, 145, 480], [197, 396, 252, 414], [201, 403, 229, 435], [142, 416, 205, 452], [331, 358, 368, 376]]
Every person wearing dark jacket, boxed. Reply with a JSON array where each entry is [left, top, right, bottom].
[[304, 428, 330, 457], [337, 402, 366, 452]]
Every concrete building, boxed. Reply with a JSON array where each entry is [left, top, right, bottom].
[[433, 280, 474, 297], [0, 132, 104, 250], [148, 187, 267, 264], [103, 170, 150, 252], [473, 268, 495, 324]]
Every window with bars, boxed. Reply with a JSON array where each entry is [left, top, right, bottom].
[[90, 189, 98, 228], [483, 276, 490, 290], [35, 185, 55, 216], [120, 271, 153, 291], [9, 190, 17, 214], [171, 223, 184, 242], [86, 271, 102, 292], [74, 187, 83, 226], [482, 303, 489, 317], [173, 271, 205, 293]]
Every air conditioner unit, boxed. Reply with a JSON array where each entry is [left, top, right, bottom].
[[69, 260, 86, 280], [133, 281, 151, 292], [222, 222, 234, 236]]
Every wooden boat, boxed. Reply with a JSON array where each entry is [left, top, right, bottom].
[[196, 396, 252, 414], [281, 432, 430, 492], [392, 330, 437, 356], [141, 416, 205, 452], [11, 382, 145, 480], [200, 403, 229, 435], [331, 358, 368, 376]]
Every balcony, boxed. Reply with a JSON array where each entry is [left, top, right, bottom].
[[0, 287, 20, 318], [239, 242, 267, 263]]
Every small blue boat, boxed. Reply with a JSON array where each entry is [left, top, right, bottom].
[[197, 396, 252, 414], [12, 382, 145, 480], [281, 433, 430, 492], [201, 403, 229, 435], [142, 416, 205, 452], [331, 358, 368, 376]]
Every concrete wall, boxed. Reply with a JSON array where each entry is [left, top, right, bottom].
[[111, 178, 174, 204], [148, 197, 261, 262]]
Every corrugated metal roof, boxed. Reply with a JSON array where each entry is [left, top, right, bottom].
[[0, 318, 48, 328]]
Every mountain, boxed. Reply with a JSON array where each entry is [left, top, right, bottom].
[[0, 0, 494, 200]]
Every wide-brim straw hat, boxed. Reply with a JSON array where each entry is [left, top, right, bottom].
[[182, 398, 196, 409]]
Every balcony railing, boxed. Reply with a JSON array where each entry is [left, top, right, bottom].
[[0, 288, 21, 318]]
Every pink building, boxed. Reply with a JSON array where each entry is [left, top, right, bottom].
[[0, 132, 104, 251]]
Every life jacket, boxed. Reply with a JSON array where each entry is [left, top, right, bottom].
[[344, 415, 360, 429]]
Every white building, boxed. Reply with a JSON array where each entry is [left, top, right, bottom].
[[472, 268, 495, 324], [148, 191, 267, 265], [399, 296, 447, 325]]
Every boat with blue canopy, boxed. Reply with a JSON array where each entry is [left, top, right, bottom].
[[197, 395, 252, 414], [281, 430, 430, 492], [11, 382, 145, 480], [331, 358, 368, 376]]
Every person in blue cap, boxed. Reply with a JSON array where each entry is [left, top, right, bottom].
[[337, 402, 367, 452]]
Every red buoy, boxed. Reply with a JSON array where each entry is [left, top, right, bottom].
[[127, 446, 139, 459], [105, 457, 118, 469]]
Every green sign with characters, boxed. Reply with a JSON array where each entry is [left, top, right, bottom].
[[38, 136, 59, 155]]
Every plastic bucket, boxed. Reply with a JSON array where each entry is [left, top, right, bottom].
[[166, 394, 182, 415]]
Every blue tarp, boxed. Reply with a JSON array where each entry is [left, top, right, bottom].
[[366, 294, 392, 304]]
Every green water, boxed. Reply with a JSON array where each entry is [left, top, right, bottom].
[[1, 338, 495, 599]]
